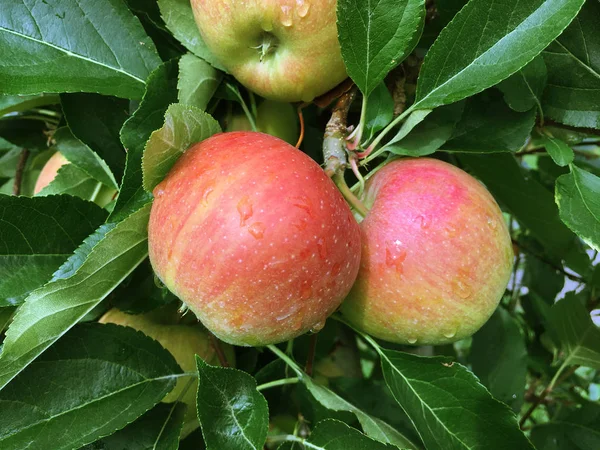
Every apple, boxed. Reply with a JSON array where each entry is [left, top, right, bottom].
[[341, 158, 514, 345], [148, 131, 361, 346], [99, 306, 235, 438], [34, 151, 116, 208], [190, 0, 347, 102], [226, 100, 299, 145]]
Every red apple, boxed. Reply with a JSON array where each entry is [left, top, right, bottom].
[[99, 306, 235, 438], [341, 158, 514, 345], [148, 132, 361, 346], [190, 0, 347, 102]]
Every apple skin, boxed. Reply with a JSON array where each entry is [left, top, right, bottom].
[[34, 151, 116, 207], [190, 0, 347, 102], [341, 158, 514, 345], [226, 100, 299, 145], [148, 132, 361, 346], [99, 307, 235, 438]]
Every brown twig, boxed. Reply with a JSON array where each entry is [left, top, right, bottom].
[[295, 104, 306, 148], [209, 334, 229, 368], [519, 365, 579, 429], [323, 87, 357, 177], [512, 239, 584, 283], [544, 119, 600, 139], [13, 149, 30, 196], [304, 333, 318, 376]]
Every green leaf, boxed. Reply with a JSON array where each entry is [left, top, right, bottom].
[[364, 83, 395, 142], [0, 307, 15, 335], [157, 0, 225, 71], [459, 153, 576, 259], [300, 419, 396, 450], [0, 0, 161, 99], [469, 308, 528, 411], [548, 294, 600, 369], [540, 135, 574, 167], [0, 324, 181, 450], [111, 61, 178, 222], [0, 94, 60, 116], [384, 109, 432, 148], [178, 53, 222, 111], [337, 0, 425, 96], [0, 204, 150, 391], [387, 102, 464, 156], [0, 195, 107, 306], [542, 0, 600, 129], [142, 103, 221, 192], [556, 165, 600, 251], [61, 94, 129, 182], [195, 357, 268, 450], [530, 402, 600, 450], [53, 127, 118, 190], [443, 91, 536, 153], [83, 401, 187, 450], [497, 56, 547, 114], [36, 164, 105, 201], [414, 0, 586, 110], [376, 346, 534, 450]]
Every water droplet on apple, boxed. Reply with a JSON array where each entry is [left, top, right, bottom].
[[309, 320, 326, 334], [444, 330, 456, 339], [202, 186, 214, 205], [385, 245, 407, 273], [296, 0, 310, 17], [317, 237, 327, 259], [248, 222, 265, 239], [300, 283, 313, 300], [331, 262, 342, 276], [280, 5, 293, 26], [487, 217, 497, 229], [154, 188, 165, 198], [237, 196, 253, 226], [414, 214, 430, 229], [407, 337, 418, 344], [454, 280, 472, 299]]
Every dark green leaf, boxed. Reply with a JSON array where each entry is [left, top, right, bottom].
[[364, 83, 395, 141], [387, 102, 464, 156], [36, 164, 105, 201], [377, 347, 534, 450], [459, 153, 576, 259], [142, 103, 221, 192], [178, 53, 222, 110], [414, 0, 586, 109], [111, 61, 178, 222], [0, 195, 107, 305], [497, 56, 547, 114], [548, 294, 600, 369], [61, 94, 129, 182], [0, 0, 161, 99], [444, 91, 536, 153], [540, 135, 574, 167], [53, 128, 118, 190], [337, 0, 425, 95], [0, 324, 181, 450], [158, 0, 225, 71], [195, 357, 268, 450], [556, 165, 600, 251], [542, 0, 600, 129], [469, 308, 528, 411], [84, 402, 187, 450], [0, 94, 60, 116], [0, 204, 150, 390], [302, 419, 395, 450], [0, 307, 15, 334]]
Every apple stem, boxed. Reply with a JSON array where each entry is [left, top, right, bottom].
[[323, 88, 356, 176], [256, 377, 300, 391], [295, 104, 307, 148], [304, 333, 318, 376], [209, 334, 230, 367], [333, 172, 368, 219]]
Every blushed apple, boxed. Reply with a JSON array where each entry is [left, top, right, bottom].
[[341, 158, 514, 345], [148, 132, 361, 346], [99, 306, 235, 438], [190, 0, 347, 102]]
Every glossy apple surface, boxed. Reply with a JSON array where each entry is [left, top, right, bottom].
[[148, 132, 361, 346], [341, 158, 514, 345], [99, 306, 234, 437], [191, 0, 347, 102]]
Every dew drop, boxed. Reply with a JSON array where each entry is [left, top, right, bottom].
[[385, 245, 407, 273], [331, 262, 342, 276], [202, 186, 214, 205], [248, 222, 265, 239], [237, 196, 253, 226], [414, 214, 430, 229], [317, 237, 327, 259], [280, 5, 293, 26], [455, 280, 472, 299], [300, 283, 313, 300], [407, 337, 418, 344], [487, 217, 498, 229], [444, 330, 456, 339], [296, 0, 310, 17], [309, 320, 326, 334], [154, 188, 165, 198]]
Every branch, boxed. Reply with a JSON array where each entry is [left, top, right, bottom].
[[209, 334, 230, 368], [323, 87, 357, 177], [13, 149, 30, 196]]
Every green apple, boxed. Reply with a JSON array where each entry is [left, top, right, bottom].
[[226, 100, 298, 145], [99, 306, 235, 438], [191, 0, 347, 102]]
